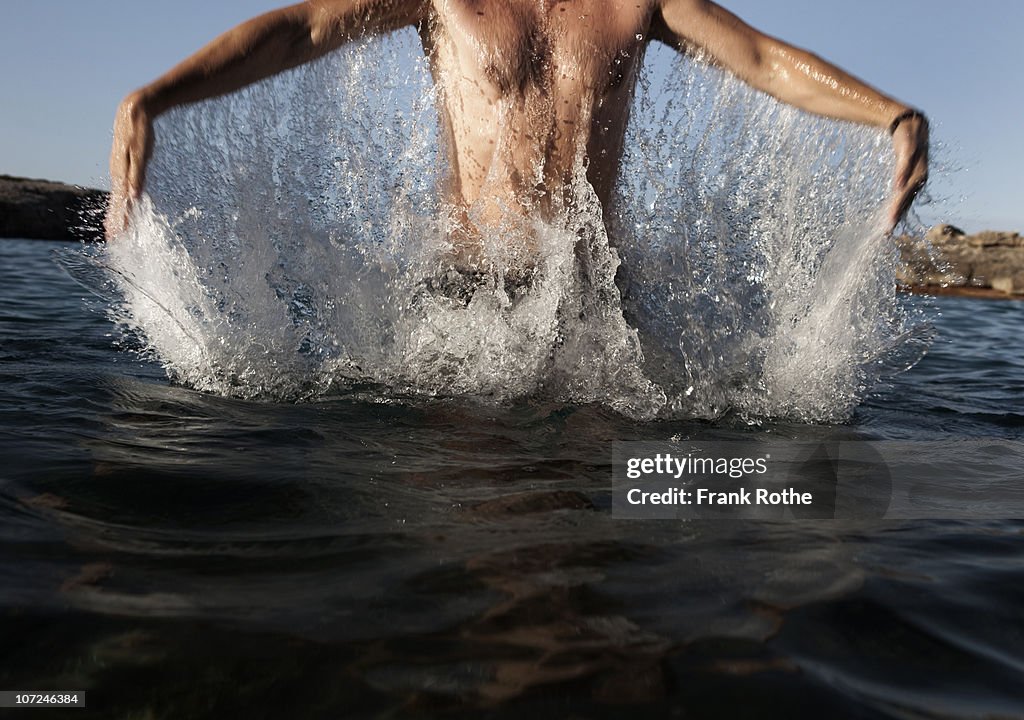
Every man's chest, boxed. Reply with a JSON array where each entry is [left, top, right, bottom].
[[429, 0, 653, 93]]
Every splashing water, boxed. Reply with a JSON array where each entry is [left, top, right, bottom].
[[612, 47, 930, 421], [93, 32, 924, 422]]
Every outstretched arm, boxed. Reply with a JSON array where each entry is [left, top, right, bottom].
[[106, 0, 428, 239], [652, 0, 928, 231]]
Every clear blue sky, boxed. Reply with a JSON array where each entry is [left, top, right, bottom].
[[1, 1, 1021, 231]]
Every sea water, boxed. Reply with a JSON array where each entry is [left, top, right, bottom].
[[92, 32, 924, 422]]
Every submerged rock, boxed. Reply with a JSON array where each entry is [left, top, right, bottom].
[[898, 224, 1024, 298], [0, 174, 107, 242]]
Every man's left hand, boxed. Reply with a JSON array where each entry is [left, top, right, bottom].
[[888, 113, 929, 232]]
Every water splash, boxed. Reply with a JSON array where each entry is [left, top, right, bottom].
[[96, 33, 924, 421], [613, 48, 929, 420]]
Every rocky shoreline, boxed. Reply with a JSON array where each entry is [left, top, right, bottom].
[[1, 175, 1020, 299], [0, 174, 107, 242], [897, 224, 1024, 299]]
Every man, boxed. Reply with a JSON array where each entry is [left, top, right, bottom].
[[106, 0, 929, 267]]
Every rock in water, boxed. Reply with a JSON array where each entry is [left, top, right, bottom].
[[0, 175, 107, 241], [898, 224, 1024, 297]]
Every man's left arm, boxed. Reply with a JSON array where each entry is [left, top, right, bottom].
[[652, 0, 928, 230]]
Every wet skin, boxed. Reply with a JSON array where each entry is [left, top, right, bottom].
[[106, 0, 929, 261]]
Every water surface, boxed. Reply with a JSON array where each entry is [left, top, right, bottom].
[[1, 237, 1023, 718]]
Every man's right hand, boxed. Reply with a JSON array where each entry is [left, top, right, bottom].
[[105, 92, 154, 240]]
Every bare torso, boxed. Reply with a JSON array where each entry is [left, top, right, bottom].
[[419, 0, 654, 264], [107, 1, 927, 245]]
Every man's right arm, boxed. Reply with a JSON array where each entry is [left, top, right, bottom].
[[107, 0, 428, 239]]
